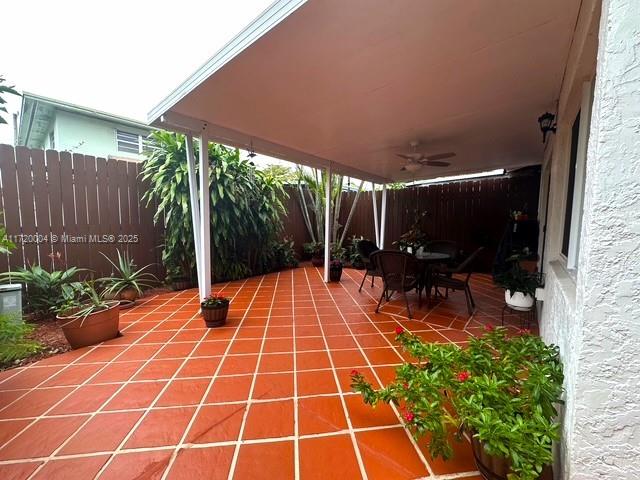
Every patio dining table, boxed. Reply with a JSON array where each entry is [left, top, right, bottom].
[[414, 251, 451, 307]]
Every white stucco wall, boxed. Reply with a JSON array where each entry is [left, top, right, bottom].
[[539, 0, 640, 477]]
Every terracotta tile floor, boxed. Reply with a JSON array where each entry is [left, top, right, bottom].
[[0, 266, 530, 480]]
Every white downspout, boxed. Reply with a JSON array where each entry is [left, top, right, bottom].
[[324, 164, 332, 282], [185, 135, 202, 299], [198, 134, 212, 300], [380, 184, 387, 249], [371, 183, 380, 247]]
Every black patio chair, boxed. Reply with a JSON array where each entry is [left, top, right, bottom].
[[426, 240, 459, 265], [372, 250, 422, 319], [432, 247, 484, 316], [357, 239, 382, 291]]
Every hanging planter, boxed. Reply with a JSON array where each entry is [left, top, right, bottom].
[[201, 294, 230, 328]]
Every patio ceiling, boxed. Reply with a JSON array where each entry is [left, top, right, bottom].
[[149, 0, 581, 182]]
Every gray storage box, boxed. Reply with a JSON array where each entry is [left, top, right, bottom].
[[0, 284, 23, 320]]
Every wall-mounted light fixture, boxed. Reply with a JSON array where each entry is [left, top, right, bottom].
[[537, 112, 557, 143]]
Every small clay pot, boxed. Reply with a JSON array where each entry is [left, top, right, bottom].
[[58, 301, 120, 349], [118, 288, 138, 302], [201, 304, 229, 328], [311, 256, 324, 267], [172, 277, 194, 291]]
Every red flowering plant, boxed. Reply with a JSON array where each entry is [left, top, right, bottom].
[[201, 293, 230, 309], [351, 326, 564, 480]]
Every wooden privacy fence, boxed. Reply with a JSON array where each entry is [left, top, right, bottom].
[[282, 171, 540, 271], [0, 144, 163, 278]]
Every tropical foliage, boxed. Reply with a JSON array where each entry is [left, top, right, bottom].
[[295, 168, 365, 250], [201, 294, 230, 309], [141, 131, 292, 282], [351, 326, 563, 480], [99, 249, 158, 297], [0, 217, 15, 255], [0, 76, 19, 125], [494, 256, 542, 297], [57, 281, 113, 322], [0, 266, 83, 318], [0, 314, 41, 366]]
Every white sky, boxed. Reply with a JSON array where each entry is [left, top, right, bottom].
[[0, 0, 295, 169]]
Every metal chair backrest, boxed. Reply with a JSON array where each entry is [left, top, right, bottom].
[[427, 240, 459, 262], [450, 247, 484, 281], [357, 240, 379, 260], [372, 250, 419, 291]]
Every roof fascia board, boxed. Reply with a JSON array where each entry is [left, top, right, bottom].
[[21, 92, 151, 131], [147, 0, 308, 124]]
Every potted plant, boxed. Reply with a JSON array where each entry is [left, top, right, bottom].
[[201, 294, 230, 328], [329, 259, 343, 282], [347, 237, 365, 269], [56, 282, 120, 349], [495, 257, 542, 309], [394, 210, 429, 253], [352, 326, 563, 480], [309, 242, 325, 267], [99, 250, 158, 308]]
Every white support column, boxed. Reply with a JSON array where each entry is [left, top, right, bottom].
[[323, 164, 332, 282], [185, 135, 203, 299], [380, 184, 388, 249], [198, 134, 211, 301], [371, 183, 380, 247]]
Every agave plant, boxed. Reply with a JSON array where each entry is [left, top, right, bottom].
[[98, 249, 158, 299], [57, 281, 113, 324], [0, 265, 83, 318]]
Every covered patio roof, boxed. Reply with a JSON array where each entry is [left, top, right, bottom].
[[149, 0, 581, 182]]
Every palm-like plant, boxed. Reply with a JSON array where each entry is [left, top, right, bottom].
[[57, 281, 113, 324], [0, 76, 20, 125], [99, 249, 158, 299], [0, 266, 83, 318]]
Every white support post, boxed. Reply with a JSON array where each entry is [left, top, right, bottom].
[[323, 164, 332, 282], [185, 135, 203, 299], [380, 183, 387, 249], [198, 134, 212, 301], [371, 183, 380, 247]]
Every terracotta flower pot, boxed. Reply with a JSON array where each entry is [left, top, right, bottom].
[[118, 288, 139, 302], [202, 303, 229, 328], [58, 301, 120, 349]]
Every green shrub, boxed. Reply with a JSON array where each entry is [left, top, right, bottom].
[[0, 266, 83, 318], [352, 326, 563, 480], [141, 131, 291, 282], [0, 314, 41, 365]]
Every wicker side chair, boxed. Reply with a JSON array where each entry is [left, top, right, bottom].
[[372, 250, 422, 319], [357, 240, 382, 291], [432, 247, 484, 315]]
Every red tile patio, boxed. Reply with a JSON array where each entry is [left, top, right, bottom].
[[0, 265, 526, 479]]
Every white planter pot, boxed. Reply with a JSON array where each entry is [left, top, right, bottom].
[[505, 290, 534, 310]]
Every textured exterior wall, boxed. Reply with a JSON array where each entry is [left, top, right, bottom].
[[570, 0, 640, 476], [540, 0, 640, 477]]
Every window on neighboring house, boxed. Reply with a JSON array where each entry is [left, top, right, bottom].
[[116, 129, 146, 154], [561, 112, 580, 257], [48, 131, 55, 150]]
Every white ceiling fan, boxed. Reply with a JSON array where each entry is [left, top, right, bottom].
[[397, 140, 455, 172]]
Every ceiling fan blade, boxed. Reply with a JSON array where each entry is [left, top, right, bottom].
[[425, 160, 451, 167], [396, 153, 413, 160], [426, 152, 456, 161]]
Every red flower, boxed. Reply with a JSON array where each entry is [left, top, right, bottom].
[[456, 371, 471, 382], [519, 328, 531, 335], [351, 369, 360, 376], [484, 324, 495, 332], [403, 382, 409, 389], [404, 411, 415, 422], [395, 326, 405, 335]]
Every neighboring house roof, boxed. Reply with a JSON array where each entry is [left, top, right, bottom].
[[17, 92, 151, 148]]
